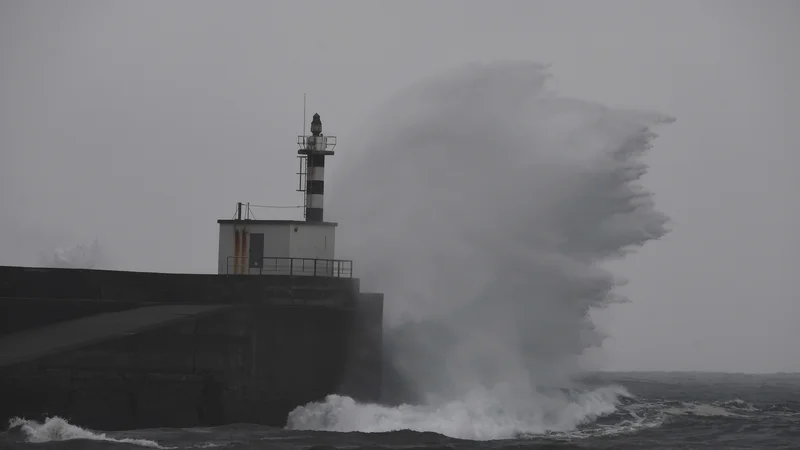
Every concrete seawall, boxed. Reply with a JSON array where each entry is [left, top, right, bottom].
[[0, 265, 383, 429], [0, 265, 360, 306]]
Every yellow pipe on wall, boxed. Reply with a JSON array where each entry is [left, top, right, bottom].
[[234, 229, 240, 274], [240, 229, 248, 274]]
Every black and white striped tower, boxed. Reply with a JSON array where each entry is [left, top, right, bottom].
[[297, 113, 336, 222]]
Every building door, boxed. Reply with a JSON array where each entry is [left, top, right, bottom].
[[249, 233, 264, 268]]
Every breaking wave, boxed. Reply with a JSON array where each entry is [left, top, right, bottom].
[[289, 61, 674, 439], [288, 385, 632, 440], [6, 416, 167, 448]]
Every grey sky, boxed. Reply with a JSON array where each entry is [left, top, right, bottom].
[[0, 1, 797, 373]]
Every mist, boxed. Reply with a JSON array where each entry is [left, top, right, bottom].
[[286, 62, 673, 438], [1, 0, 797, 383], [36, 240, 113, 270]]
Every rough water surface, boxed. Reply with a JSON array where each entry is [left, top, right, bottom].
[[4, 372, 800, 449]]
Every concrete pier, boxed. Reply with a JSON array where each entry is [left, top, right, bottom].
[[0, 265, 383, 430]]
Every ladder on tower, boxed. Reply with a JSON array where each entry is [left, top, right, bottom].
[[296, 154, 308, 218]]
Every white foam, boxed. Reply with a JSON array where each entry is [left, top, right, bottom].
[[663, 402, 743, 418], [8, 416, 169, 448], [287, 384, 631, 440], [715, 398, 758, 411]]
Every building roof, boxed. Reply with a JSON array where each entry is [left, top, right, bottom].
[[217, 219, 338, 226]]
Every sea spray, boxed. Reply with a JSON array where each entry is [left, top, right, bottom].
[[36, 239, 112, 269], [288, 61, 673, 439]]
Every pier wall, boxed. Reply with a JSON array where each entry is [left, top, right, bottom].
[[0, 265, 359, 305], [0, 266, 382, 430], [0, 298, 139, 336]]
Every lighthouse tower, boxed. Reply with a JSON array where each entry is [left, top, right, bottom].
[[216, 113, 348, 276], [297, 113, 335, 222]]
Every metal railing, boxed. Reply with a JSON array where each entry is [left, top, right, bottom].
[[225, 256, 353, 278], [297, 135, 337, 151]]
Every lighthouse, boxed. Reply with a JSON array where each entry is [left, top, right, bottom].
[[216, 113, 346, 276], [297, 113, 335, 222]]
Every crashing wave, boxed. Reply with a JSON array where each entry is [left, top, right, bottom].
[[290, 61, 673, 439]]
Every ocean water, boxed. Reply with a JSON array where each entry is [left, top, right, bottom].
[[4, 372, 799, 450]]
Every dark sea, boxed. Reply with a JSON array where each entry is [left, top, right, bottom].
[[3, 372, 799, 450]]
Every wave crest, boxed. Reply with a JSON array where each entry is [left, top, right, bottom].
[[7, 416, 166, 448]]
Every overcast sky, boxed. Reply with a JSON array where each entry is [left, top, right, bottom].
[[0, 0, 797, 373]]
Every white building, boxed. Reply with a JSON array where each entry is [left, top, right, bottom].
[[217, 113, 349, 277], [217, 219, 349, 276]]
